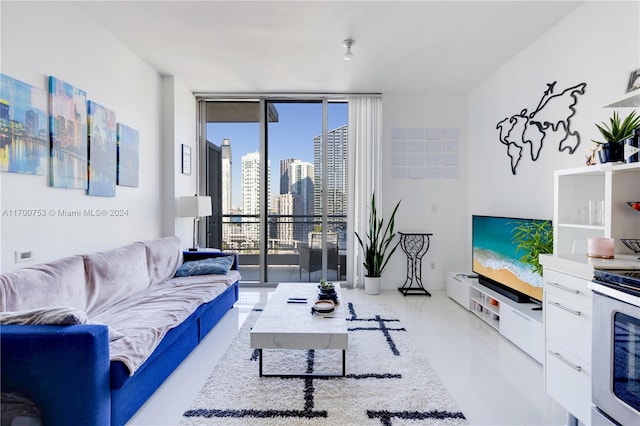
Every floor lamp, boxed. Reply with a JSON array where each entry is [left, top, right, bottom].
[[180, 195, 212, 251]]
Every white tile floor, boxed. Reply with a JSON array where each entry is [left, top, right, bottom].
[[126, 286, 568, 426]]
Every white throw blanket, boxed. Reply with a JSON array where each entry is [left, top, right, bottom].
[[0, 306, 88, 325], [92, 270, 241, 375]]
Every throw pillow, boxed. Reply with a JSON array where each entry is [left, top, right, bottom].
[[175, 256, 234, 277]]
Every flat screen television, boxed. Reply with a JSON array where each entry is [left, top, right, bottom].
[[472, 215, 551, 303]]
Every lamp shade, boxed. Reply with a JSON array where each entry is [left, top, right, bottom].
[[180, 196, 212, 218]]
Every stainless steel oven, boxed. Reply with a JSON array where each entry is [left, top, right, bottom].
[[592, 270, 640, 426]]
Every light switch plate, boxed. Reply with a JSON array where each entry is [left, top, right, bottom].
[[15, 249, 34, 263]]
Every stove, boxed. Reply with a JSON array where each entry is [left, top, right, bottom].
[[593, 269, 640, 299], [591, 268, 640, 426]]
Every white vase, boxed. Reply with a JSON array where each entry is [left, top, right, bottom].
[[364, 276, 381, 295]]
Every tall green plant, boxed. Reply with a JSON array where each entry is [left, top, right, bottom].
[[510, 220, 553, 275], [355, 193, 401, 277]]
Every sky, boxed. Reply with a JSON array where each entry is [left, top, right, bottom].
[[207, 102, 347, 209]]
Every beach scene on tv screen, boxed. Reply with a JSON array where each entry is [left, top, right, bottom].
[[472, 216, 544, 301]]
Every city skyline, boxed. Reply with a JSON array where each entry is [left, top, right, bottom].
[[207, 102, 347, 209]]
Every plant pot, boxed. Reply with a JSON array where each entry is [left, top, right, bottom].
[[318, 287, 339, 304], [598, 142, 625, 163], [364, 276, 381, 295], [624, 129, 640, 163]]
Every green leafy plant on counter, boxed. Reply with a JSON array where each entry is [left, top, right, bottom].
[[510, 220, 553, 275]]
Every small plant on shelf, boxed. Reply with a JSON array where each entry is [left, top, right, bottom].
[[593, 110, 640, 144], [591, 110, 640, 163], [319, 279, 335, 290]]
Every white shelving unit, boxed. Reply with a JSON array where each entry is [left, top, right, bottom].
[[447, 272, 543, 363], [469, 285, 501, 331], [554, 162, 640, 255], [542, 161, 640, 425], [604, 88, 640, 108]]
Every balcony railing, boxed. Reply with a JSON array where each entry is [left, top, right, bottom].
[[221, 214, 346, 282], [221, 214, 347, 254]]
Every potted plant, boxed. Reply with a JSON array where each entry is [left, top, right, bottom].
[[593, 110, 640, 163], [355, 193, 401, 294], [510, 219, 553, 276]]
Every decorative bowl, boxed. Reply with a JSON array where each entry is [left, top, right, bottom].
[[627, 202, 640, 212], [311, 300, 335, 316], [621, 238, 640, 254]]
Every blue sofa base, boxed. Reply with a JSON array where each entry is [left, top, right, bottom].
[[1, 281, 239, 426], [1, 324, 111, 425], [111, 282, 239, 425]]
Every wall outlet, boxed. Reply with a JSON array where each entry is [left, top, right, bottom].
[[430, 261, 436, 269], [431, 203, 437, 213], [15, 249, 34, 263]]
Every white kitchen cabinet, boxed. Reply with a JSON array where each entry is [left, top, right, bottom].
[[554, 163, 640, 255]]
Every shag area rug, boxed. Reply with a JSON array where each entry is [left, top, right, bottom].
[[179, 303, 467, 426]]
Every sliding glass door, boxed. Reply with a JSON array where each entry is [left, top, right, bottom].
[[202, 98, 347, 284]]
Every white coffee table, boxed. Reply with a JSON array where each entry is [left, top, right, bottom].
[[249, 282, 348, 378]]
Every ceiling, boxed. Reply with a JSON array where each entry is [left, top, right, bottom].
[[76, 1, 583, 95]]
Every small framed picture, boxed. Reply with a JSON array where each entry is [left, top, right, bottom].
[[626, 69, 640, 93], [182, 144, 191, 175]]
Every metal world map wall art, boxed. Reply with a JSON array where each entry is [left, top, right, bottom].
[[496, 81, 587, 175]]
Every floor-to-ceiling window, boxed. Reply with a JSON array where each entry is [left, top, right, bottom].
[[201, 98, 348, 284]]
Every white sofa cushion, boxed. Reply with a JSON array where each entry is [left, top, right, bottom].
[[84, 242, 150, 316], [140, 236, 182, 286], [0, 255, 88, 312]]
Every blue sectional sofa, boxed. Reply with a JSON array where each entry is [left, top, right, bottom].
[[0, 236, 240, 426]]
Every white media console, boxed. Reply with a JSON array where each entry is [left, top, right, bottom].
[[446, 272, 544, 363]]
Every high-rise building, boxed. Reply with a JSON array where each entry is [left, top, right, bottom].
[[313, 125, 348, 217], [221, 138, 232, 214], [241, 151, 260, 216], [0, 99, 9, 121], [288, 160, 314, 216], [276, 193, 302, 246], [241, 151, 271, 245], [279, 158, 296, 195]]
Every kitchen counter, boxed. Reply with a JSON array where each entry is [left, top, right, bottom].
[[540, 253, 640, 280]]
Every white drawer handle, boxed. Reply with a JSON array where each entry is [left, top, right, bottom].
[[548, 300, 581, 316], [548, 350, 582, 372], [546, 281, 579, 294]]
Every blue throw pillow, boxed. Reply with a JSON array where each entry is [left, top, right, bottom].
[[175, 256, 234, 277]]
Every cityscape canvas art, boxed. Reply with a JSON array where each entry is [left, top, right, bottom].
[[88, 100, 117, 197], [117, 123, 139, 187], [49, 76, 88, 189], [0, 74, 48, 175]]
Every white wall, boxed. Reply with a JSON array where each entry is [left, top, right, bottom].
[[467, 1, 639, 270], [381, 93, 469, 290], [469, 1, 639, 215], [0, 2, 196, 271], [163, 76, 199, 245], [380, 1, 639, 290]]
